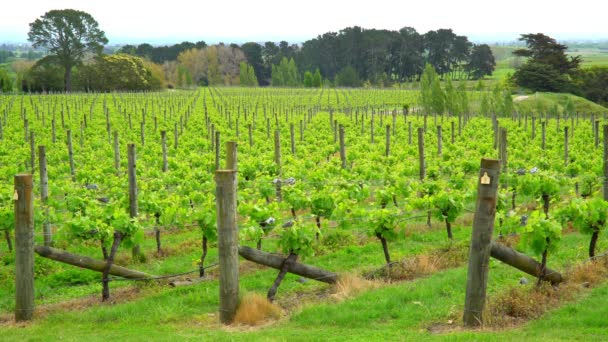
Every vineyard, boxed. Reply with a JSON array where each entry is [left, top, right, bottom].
[[1, 87, 608, 340]]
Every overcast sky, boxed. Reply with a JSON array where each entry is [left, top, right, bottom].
[[1, 0, 607, 44]]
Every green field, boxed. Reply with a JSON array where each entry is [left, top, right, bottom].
[[1, 88, 608, 340]]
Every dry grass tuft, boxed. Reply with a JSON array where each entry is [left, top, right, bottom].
[[484, 255, 608, 329], [233, 293, 282, 326], [364, 243, 469, 281], [332, 274, 379, 300]]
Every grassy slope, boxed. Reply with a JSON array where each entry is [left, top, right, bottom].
[[514, 92, 608, 113]]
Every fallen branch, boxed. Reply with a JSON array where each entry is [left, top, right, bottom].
[[35, 245, 153, 280], [490, 242, 563, 284], [238, 246, 338, 284]]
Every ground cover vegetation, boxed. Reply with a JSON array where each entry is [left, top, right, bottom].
[[0, 84, 607, 339]]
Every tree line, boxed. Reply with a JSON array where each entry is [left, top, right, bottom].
[[115, 26, 496, 87]]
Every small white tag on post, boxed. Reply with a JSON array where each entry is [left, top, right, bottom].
[[480, 172, 491, 185], [13, 190, 18, 200]]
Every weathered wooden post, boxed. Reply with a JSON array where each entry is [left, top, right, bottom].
[[216, 167, 239, 324], [67, 130, 75, 182], [15, 174, 34, 322], [385, 125, 391, 157], [437, 125, 442, 156], [226, 141, 237, 170], [161, 130, 168, 172], [39, 146, 52, 246], [274, 129, 282, 201], [339, 124, 347, 169], [463, 159, 500, 327], [564, 126, 569, 167]]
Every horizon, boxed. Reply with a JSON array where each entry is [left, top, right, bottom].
[[1, 0, 607, 46]]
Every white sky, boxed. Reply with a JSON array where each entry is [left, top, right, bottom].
[[1, 0, 607, 44]]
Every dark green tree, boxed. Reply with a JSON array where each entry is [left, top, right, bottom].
[[514, 61, 570, 92], [312, 68, 322, 87], [335, 65, 361, 87], [0, 68, 12, 92], [466, 44, 496, 79], [240, 42, 264, 85], [512, 33, 580, 92], [28, 9, 108, 92], [303, 71, 313, 87], [573, 67, 608, 106]]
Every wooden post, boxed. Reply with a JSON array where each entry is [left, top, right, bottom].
[[541, 121, 546, 150], [51, 119, 56, 143], [274, 130, 282, 202], [215, 131, 221, 171], [437, 125, 442, 156], [215, 170, 239, 324], [226, 141, 237, 170], [564, 127, 569, 167], [67, 130, 75, 182], [532, 116, 536, 140], [371, 114, 375, 143], [127, 144, 141, 259], [113, 131, 120, 176], [39, 146, 52, 246], [339, 124, 346, 169], [385, 125, 391, 157], [418, 128, 425, 181], [161, 130, 168, 172], [463, 159, 500, 327], [174, 122, 178, 149], [14, 174, 34, 322], [140, 121, 145, 146]]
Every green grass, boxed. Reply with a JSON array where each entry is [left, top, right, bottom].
[[513, 92, 608, 114], [2, 219, 608, 341]]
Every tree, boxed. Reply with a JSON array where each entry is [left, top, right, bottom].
[[28, 9, 108, 92], [240, 42, 264, 85], [335, 65, 361, 87], [513, 61, 569, 92], [512, 33, 580, 92], [0, 68, 12, 92], [466, 44, 495, 79], [303, 71, 313, 87], [239, 62, 258, 86], [573, 67, 608, 106], [312, 68, 322, 87]]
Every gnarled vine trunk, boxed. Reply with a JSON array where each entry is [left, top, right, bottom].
[[102, 231, 123, 301], [267, 252, 297, 302]]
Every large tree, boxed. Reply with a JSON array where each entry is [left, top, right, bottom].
[[466, 44, 496, 79], [28, 9, 108, 92], [512, 33, 580, 92]]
